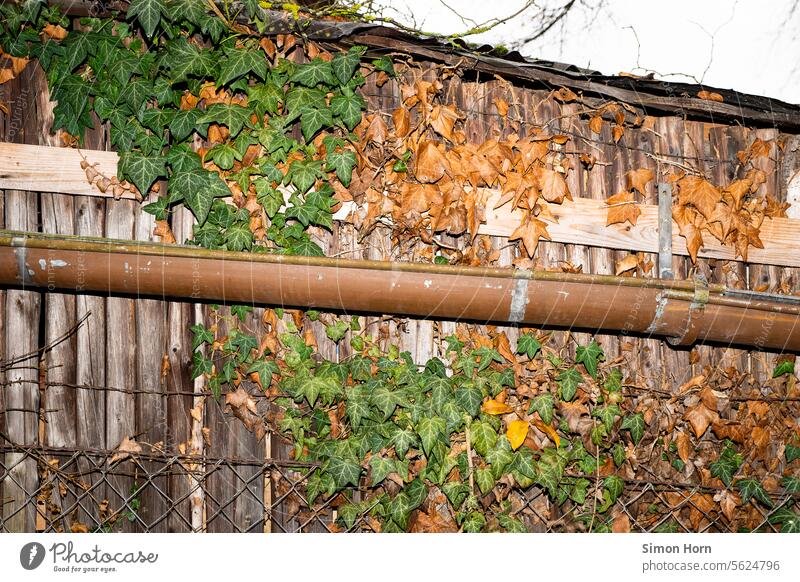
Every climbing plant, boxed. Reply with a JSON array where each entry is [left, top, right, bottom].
[[1, 1, 798, 533]]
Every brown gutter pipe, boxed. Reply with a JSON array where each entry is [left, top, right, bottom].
[[0, 230, 797, 352]]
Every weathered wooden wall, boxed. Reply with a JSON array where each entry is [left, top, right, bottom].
[[1, 57, 799, 532]]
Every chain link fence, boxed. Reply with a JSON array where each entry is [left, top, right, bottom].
[[2, 437, 795, 533]]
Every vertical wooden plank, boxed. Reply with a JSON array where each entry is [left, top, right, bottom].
[[104, 199, 137, 530], [133, 207, 169, 531], [1, 65, 43, 533], [656, 116, 692, 389], [73, 120, 108, 529], [165, 207, 196, 532]]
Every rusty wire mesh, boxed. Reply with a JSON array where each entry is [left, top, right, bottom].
[[1, 437, 795, 533]]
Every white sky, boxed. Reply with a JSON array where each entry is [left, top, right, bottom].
[[384, 0, 800, 104]]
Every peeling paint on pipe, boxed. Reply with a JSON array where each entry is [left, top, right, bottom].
[[0, 231, 797, 351]]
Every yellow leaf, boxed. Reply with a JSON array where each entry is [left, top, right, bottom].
[[506, 420, 529, 450], [482, 399, 513, 415]]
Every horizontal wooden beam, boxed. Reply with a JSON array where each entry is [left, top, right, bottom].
[[1, 142, 797, 268], [0, 142, 131, 199]]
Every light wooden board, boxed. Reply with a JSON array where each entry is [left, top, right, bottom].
[[1, 142, 799, 268]]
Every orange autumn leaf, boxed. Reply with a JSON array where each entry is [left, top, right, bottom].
[[612, 124, 624, 143], [429, 104, 460, 142], [509, 216, 551, 258], [615, 254, 638, 276], [537, 167, 571, 203], [684, 402, 719, 438], [493, 97, 509, 117], [553, 87, 578, 102], [392, 106, 410, 137], [677, 175, 721, 219], [506, 420, 529, 450], [482, 399, 513, 415], [42, 24, 69, 40], [605, 190, 641, 227], [697, 90, 724, 102], [625, 168, 654, 194], [589, 115, 603, 134], [414, 141, 450, 183], [532, 418, 561, 448]]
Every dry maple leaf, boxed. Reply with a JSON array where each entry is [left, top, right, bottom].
[[536, 167, 571, 203], [42, 23, 69, 40], [553, 87, 578, 102], [414, 140, 450, 183], [589, 115, 603, 134], [364, 114, 388, 145], [429, 104, 460, 142], [684, 402, 719, 438], [612, 124, 624, 143], [605, 190, 641, 227], [625, 168, 655, 194], [675, 431, 692, 463], [493, 97, 509, 117], [615, 254, 638, 276], [110, 436, 142, 463], [697, 90, 724, 102], [736, 138, 772, 165], [153, 219, 176, 244], [677, 175, 721, 219], [391, 106, 410, 138], [509, 216, 551, 258], [225, 386, 265, 440]]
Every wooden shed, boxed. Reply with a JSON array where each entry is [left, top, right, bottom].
[[1, 1, 798, 533]]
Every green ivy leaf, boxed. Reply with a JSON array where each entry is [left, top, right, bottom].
[[455, 382, 483, 417], [786, 443, 800, 463], [557, 367, 583, 402], [218, 46, 268, 86], [286, 158, 325, 194], [331, 46, 366, 85], [299, 375, 338, 407], [290, 58, 337, 87], [224, 223, 254, 251], [246, 359, 279, 388], [536, 450, 565, 499], [326, 454, 362, 488], [571, 478, 591, 504], [590, 404, 619, 432], [475, 467, 495, 495], [603, 475, 624, 504], [169, 109, 200, 141], [517, 333, 541, 359], [485, 437, 514, 478], [169, 169, 230, 224], [197, 103, 251, 137], [416, 416, 447, 459], [330, 88, 365, 130], [390, 426, 418, 458], [285, 86, 327, 113], [575, 340, 604, 378], [513, 448, 537, 479], [461, 511, 485, 533], [160, 37, 216, 81], [143, 196, 169, 221], [709, 441, 742, 488], [773, 359, 795, 377], [469, 419, 497, 457], [326, 148, 357, 186], [769, 506, 800, 533], [497, 513, 527, 533], [527, 393, 554, 424], [619, 412, 644, 445], [441, 482, 470, 510], [781, 476, 800, 494], [325, 320, 349, 343], [299, 106, 334, 141], [119, 152, 166, 197], [736, 478, 773, 507], [128, 0, 167, 38], [369, 455, 396, 487]]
